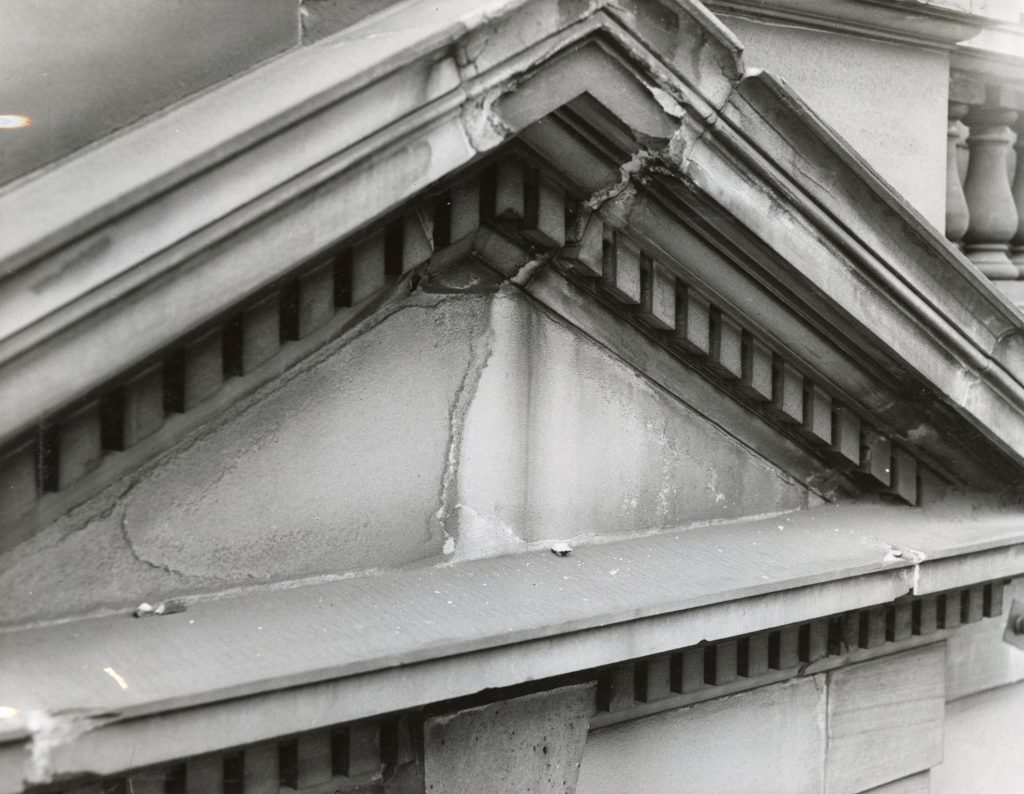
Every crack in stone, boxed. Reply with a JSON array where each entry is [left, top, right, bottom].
[[432, 312, 496, 555], [118, 507, 188, 580]]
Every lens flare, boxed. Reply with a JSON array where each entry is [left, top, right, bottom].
[[0, 115, 31, 129]]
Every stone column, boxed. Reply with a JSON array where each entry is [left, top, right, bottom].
[[963, 88, 1022, 279]]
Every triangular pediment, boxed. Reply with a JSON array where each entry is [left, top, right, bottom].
[[4, 0, 1024, 625]]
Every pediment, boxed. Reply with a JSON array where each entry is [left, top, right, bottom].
[[4, 0, 1024, 620]]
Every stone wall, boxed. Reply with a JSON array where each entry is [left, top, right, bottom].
[[577, 645, 944, 794], [0, 289, 809, 626], [718, 14, 949, 230]]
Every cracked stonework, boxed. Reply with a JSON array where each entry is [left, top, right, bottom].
[[24, 709, 113, 785], [432, 318, 496, 556], [460, 89, 515, 153]]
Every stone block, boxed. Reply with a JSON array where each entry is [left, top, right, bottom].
[[636, 255, 675, 330], [242, 743, 278, 794], [121, 363, 165, 446], [403, 214, 433, 273], [423, 683, 595, 794], [705, 639, 738, 686], [825, 644, 945, 794], [913, 596, 938, 636], [295, 730, 332, 787], [126, 768, 167, 794], [801, 383, 832, 445], [600, 232, 642, 305], [165, 327, 223, 412], [186, 753, 223, 793], [939, 591, 962, 630], [337, 722, 380, 778], [522, 174, 565, 248], [738, 333, 772, 401], [961, 584, 984, 624], [841, 611, 860, 654], [494, 159, 525, 221], [562, 212, 604, 278], [861, 432, 892, 487], [888, 447, 918, 505], [674, 646, 704, 694], [983, 581, 1004, 617], [739, 632, 770, 678], [830, 405, 861, 465], [49, 401, 103, 490], [297, 258, 336, 338], [184, 327, 224, 409], [577, 677, 826, 794], [352, 234, 386, 304], [597, 664, 635, 713], [709, 310, 742, 379], [636, 654, 672, 703], [860, 605, 888, 649], [668, 284, 710, 356], [451, 180, 481, 242], [0, 438, 37, 550], [770, 625, 800, 670], [799, 620, 828, 663], [770, 358, 803, 424], [887, 601, 913, 643], [229, 293, 281, 375]]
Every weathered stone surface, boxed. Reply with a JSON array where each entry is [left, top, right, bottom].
[[718, 15, 947, 228], [577, 677, 826, 794], [0, 297, 490, 623], [946, 577, 1024, 700], [932, 679, 1024, 794], [454, 291, 810, 558], [825, 644, 945, 794], [423, 683, 595, 794]]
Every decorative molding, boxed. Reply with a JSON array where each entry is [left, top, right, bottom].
[[591, 579, 1008, 728], [1, 0, 1022, 493], [707, 0, 995, 49]]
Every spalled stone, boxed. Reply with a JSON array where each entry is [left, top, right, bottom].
[[423, 683, 595, 794]]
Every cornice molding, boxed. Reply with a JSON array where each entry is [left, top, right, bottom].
[[2, 0, 1024, 486], [707, 0, 996, 48], [1, 501, 1021, 789]]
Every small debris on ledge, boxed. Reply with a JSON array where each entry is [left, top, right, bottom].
[[550, 542, 573, 557], [133, 600, 187, 618]]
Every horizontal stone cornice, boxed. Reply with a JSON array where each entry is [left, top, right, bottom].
[[1, 501, 1021, 789]]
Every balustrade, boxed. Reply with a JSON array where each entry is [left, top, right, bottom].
[[947, 74, 1024, 283]]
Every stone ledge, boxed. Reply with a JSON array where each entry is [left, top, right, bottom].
[[1, 501, 1022, 788]]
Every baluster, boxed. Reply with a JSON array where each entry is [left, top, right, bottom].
[[1012, 116, 1024, 273], [946, 101, 971, 244], [949, 73, 983, 247], [963, 86, 1022, 279]]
